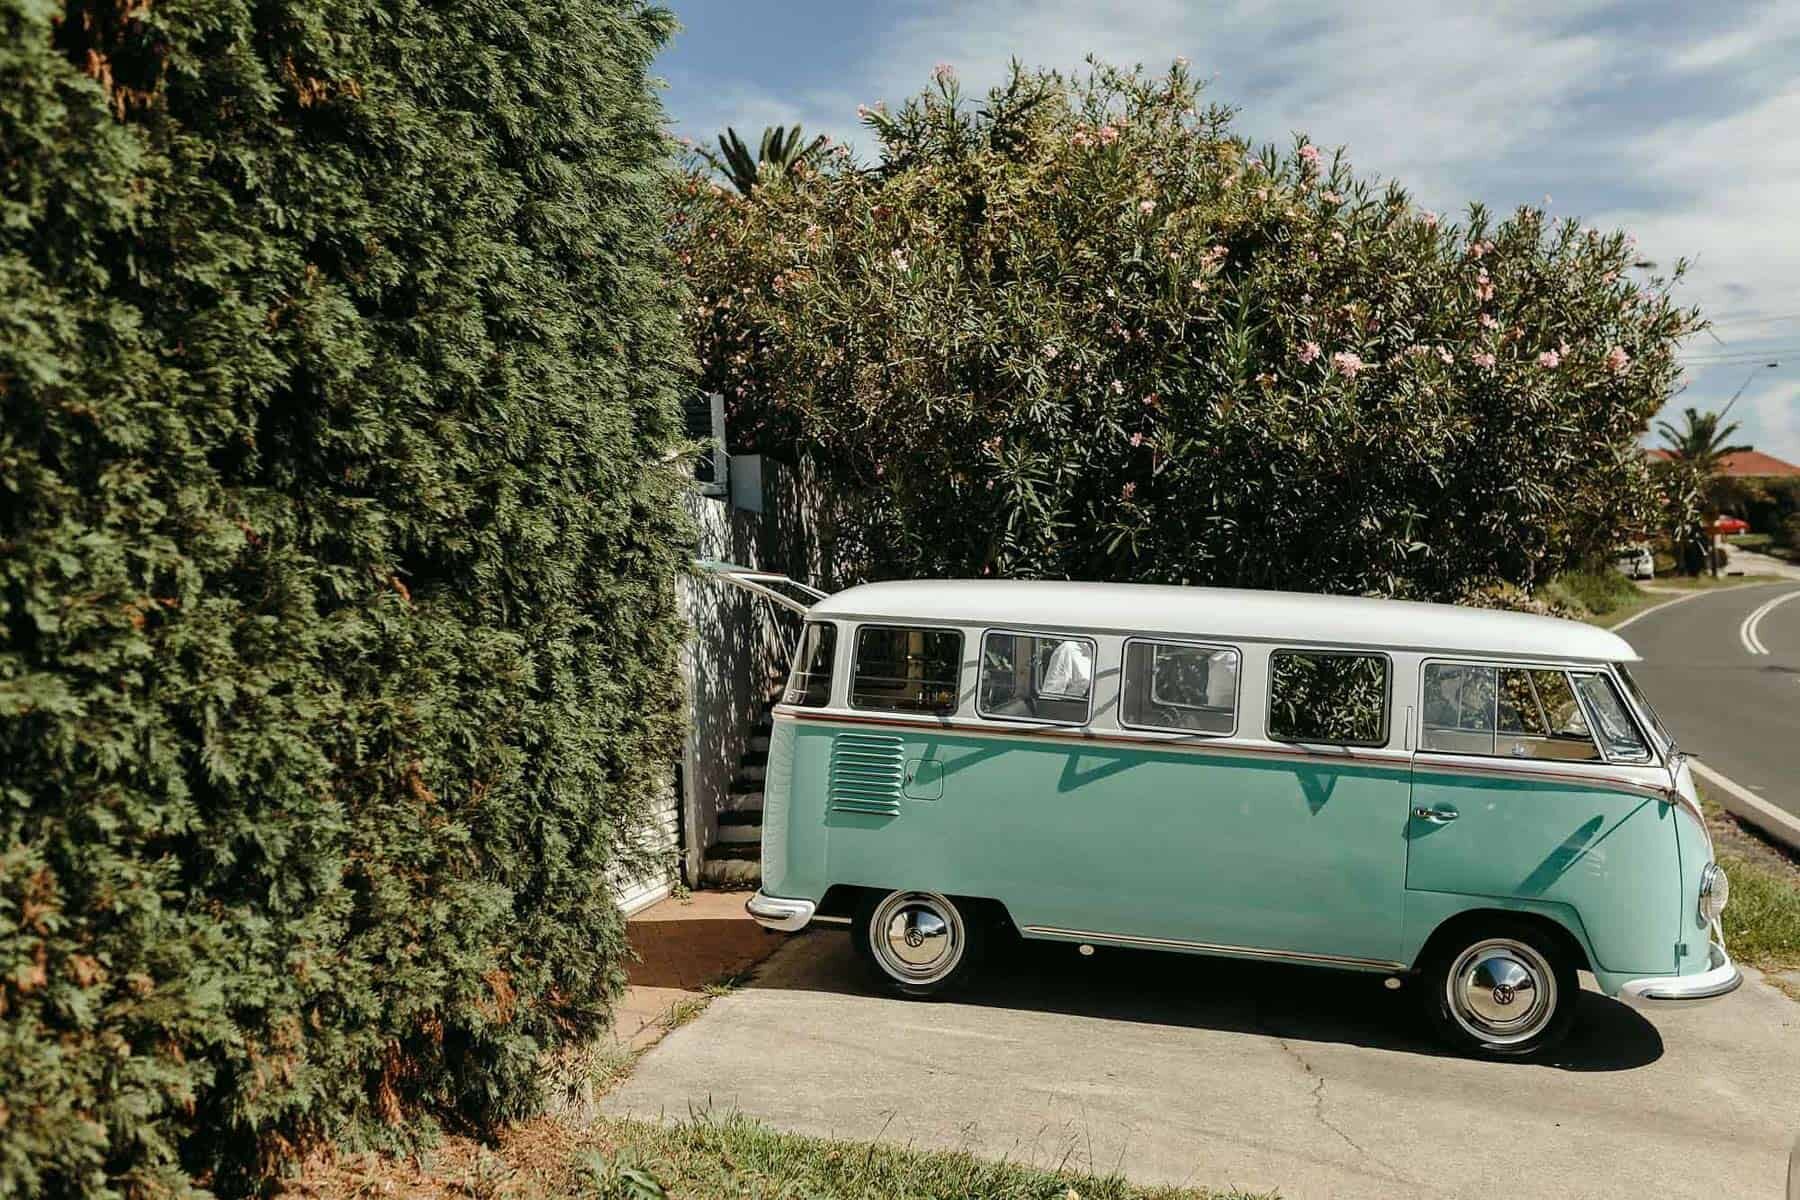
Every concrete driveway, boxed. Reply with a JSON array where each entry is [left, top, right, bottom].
[[603, 930, 1800, 1199]]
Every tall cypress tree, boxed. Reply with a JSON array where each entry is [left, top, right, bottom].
[[0, 1, 690, 1194]]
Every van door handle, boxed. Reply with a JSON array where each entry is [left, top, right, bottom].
[[1413, 805, 1459, 823]]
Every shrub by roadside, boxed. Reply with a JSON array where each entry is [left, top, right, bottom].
[[0, 1, 689, 1194], [679, 60, 1698, 598]]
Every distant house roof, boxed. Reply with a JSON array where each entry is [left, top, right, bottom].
[[1646, 448, 1800, 477]]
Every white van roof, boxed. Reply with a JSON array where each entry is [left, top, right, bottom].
[[809, 579, 1639, 663]]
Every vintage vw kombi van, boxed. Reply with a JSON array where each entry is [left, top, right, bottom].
[[745, 580, 1740, 1058]]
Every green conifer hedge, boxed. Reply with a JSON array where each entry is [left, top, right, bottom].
[[0, 1, 690, 1194]]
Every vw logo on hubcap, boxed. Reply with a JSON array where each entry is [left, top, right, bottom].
[[904, 928, 925, 948], [1491, 982, 1517, 1006]]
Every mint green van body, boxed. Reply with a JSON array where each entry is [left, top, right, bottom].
[[746, 580, 1739, 1055]]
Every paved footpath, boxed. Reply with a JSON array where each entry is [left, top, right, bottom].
[[604, 931, 1800, 1200]]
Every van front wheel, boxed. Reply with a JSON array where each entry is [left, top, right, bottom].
[[1423, 920, 1578, 1059], [854, 890, 985, 998]]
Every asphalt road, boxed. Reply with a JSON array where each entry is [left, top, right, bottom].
[[604, 932, 1800, 1199], [1618, 581, 1800, 819]]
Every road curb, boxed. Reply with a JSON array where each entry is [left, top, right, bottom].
[[1609, 588, 1712, 632], [1692, 760, 1800, 855]]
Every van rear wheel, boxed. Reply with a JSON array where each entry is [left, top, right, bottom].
[[853, 890, 986, 998], [1422, 919, 1578, 1059]]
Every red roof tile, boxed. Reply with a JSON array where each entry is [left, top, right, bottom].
[[1645, 448, 1800, 477]]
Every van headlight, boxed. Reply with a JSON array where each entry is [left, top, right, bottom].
[[1698, 863, 1729, 925]]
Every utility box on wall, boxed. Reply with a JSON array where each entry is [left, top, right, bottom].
[[729, 453, 763, 513]]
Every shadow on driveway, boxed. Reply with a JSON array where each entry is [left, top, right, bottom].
[[747, 928, 1664, 1072]]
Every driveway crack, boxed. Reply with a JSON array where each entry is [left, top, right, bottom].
[[1252, 1004, 1425, 1192]]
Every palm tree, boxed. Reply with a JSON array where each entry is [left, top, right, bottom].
[[1655, 407, 1751, 474], [1655, 407, 1753, 576], [700, 124, 827, 196]]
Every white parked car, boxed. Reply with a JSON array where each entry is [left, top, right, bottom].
[[1612, 544, 1654, 580]]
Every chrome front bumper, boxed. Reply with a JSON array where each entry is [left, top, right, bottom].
[[1618, 941, 1743, 1009], [745, 891, 815, 932]]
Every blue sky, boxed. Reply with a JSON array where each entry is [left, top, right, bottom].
[[656, 1, 1800, 463]]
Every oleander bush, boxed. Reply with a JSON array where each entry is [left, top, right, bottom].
[[0, 0, 689, 1195], [677, 60, 1700, 600]]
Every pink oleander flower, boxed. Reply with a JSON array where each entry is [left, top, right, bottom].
[[1475, 268, 1494, 302], [1190, 278, 1207, 291], [1142, 392, 1161, 408], [1298, 144, 1321, 165], [1331, 350, 1364, 378], [1537, 349, 1561, 368], [1421, 211, 1440, 228], [1602, 270, 1617, 284], [1438, 347, 1454, 364], [1174, 54, 1189, 67], [889, 250, 908, 270], [1130, 431, 1145, 447], [1480, 313, 1499, 330], [1110, 379, 1125, 395], [1322, 190, 1341, 203], [932, 62, 956, 85], [1044, 344, 1060, 361], [857, 103, 872, 119], [1297, 340, 1322, 364], [1099, 124, 1119, 144], [1606, 345, 1631, 375], [1471, 351, 1496, 369], [1138, 198, 1156, 214], [1121, 481, 1137, 500]]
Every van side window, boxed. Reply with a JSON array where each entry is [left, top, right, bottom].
[[1570, 673, 1652, 763], [783, 622, 837, 707], [850, 626, 962, 714], [978, 631, 1095, 724], [1421, 663, 1602, 761], [1120, 639, 1239, 735], [1267, 650, 1388, 746]]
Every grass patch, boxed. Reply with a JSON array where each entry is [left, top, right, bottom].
[[1541, 568, 1641, 620], [291, 1113, 1270, 1200], [1717, 853, 1800, 969], [569, 1112, 1270, 1200], [1697, 786, 1800, 997]]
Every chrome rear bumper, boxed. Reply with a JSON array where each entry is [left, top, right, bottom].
[[1618, 941, 1742, 1009], [745, 891, 815, 932]]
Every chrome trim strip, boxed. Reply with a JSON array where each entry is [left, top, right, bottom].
[[1021, 924, 1405, 971], [1617, 941, 1742, 1009], [745, 891, 815, 932], [778, 709, 1666, 801], [1410, 753, 1672, 803]]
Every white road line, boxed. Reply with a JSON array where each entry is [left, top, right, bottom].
[[1739, 589, 1800, 656], [1609, 588, 1713, 633], [1690, 759, 1800, 855]]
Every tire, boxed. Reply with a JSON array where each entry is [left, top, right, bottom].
[[853, 889, 987, 998], [1422, 918, 1578, 1059]]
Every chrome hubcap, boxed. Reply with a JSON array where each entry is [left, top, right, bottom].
[[1446, 938, 1557, 1045], [870, 891, 964, 983]]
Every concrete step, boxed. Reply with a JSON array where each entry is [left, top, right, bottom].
[[736, 763, 766, 784], [715, 822, 762, 845], [699, 848, 761, 887], [748, 735, 771, 753], [719, 789, 763, 814]]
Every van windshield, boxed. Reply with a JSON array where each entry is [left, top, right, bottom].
[[1613, 665, 1672, 752]]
